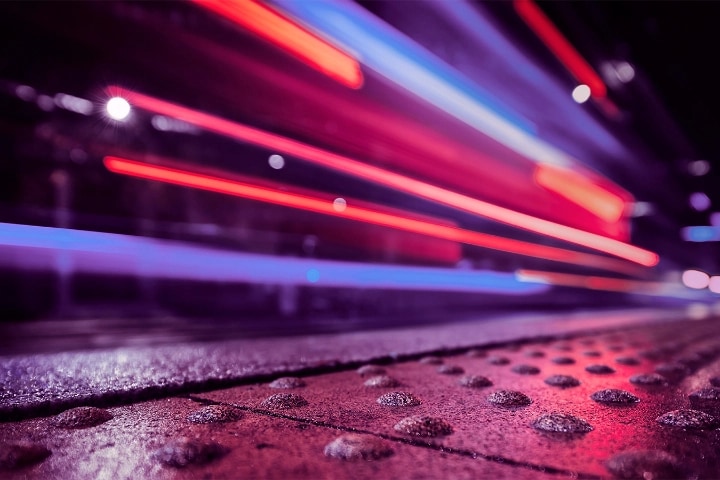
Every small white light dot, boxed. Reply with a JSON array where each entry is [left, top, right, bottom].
[[151, 115, 170, 131], [709, 276, 720, 294], [55, 93, 93, 115], [268, 154, 285, 170], [106, 97, 131, 121], [630, 201, 653, 217], [332, 197, 347, 212], [572, 84, 591, 104], [615, 62, 635, 83], [690, 192, 711, 212], [682, 269, 710, 289], [688, 160, 710, 176]]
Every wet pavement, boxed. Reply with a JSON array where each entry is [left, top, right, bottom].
[[3, 309, 720, 478]]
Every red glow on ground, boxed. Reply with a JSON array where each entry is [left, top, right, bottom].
[[103, 86, 658, 267], [534, 164, 627, 223], [104, 156, 643, 274], [514, 0, 606, 99], [192, 0, 362, 89]]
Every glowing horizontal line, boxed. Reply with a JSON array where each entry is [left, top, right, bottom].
[[0, 222, 546, 294], [516, 269, 670, 295], [104, 86, 658, 267], [682, 226, 720, 242], [514, 0, 606, 98], [104, 156, 642, 275], [193, 0, 362, 88]]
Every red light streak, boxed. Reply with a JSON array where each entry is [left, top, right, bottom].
[[517, 269, 665, 294], [103, 86, 658, 267], [534, 164, 627, 223], [514, 0, 607, 99], [192, 0, 362, 89], [104, 156, 643, 275]]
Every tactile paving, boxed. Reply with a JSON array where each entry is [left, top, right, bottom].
[[0, 397, 560, 479], [3, 315, 720, 478]]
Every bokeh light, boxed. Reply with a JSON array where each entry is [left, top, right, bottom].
[[615, 62, 635, 83], [690, 192, 711, 211], [688, 160, 710, 176], [105, 97, 131, 121], [682, 269, 710, 289], [710, 212, 720, 226], [332, 197, 347, 212], [709, 276, 720, 294], [268, 154, 285, 170], [572, 84, 591, 103]]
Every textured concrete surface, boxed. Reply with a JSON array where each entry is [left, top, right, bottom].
[[191, 319, 720, 478], [0, 309, 685, 419], [0, 396, 560, 479], [3, 311, 720, 478]]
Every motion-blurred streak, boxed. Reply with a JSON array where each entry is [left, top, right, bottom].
[[267, 0, 623, 171], [514, 0, 606, 99], [0, 222, 547, 294], [192, 0, 363, 88], [534, 164, 627, 223], [185, 0, 631, 238], [516, 269, 693, 298], [435, 0, 625, 159], [266, 0, 568, 167], [682, 226, 720, 242], [261, 0, 631, 230], [103, 86, 658, 267], [104, 155, 644, 275]]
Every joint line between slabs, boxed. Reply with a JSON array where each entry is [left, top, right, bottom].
[[187, 394, 601, 479]]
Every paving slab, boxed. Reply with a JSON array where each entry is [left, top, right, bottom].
[[0, 396, 564, 479], [4, 311, 720, 478], [0, 309, 683, 419], [194, 318, 720, 478]]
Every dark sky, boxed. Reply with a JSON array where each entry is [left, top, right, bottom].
[[544, 1, 720, 168]]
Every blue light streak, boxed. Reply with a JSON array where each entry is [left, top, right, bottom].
[[438, 1, 627, 161], [682, 226, 720, 242], [270, 0, 626, 168], [269, 0, 581, 168], [0, 223, 546, 294]]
